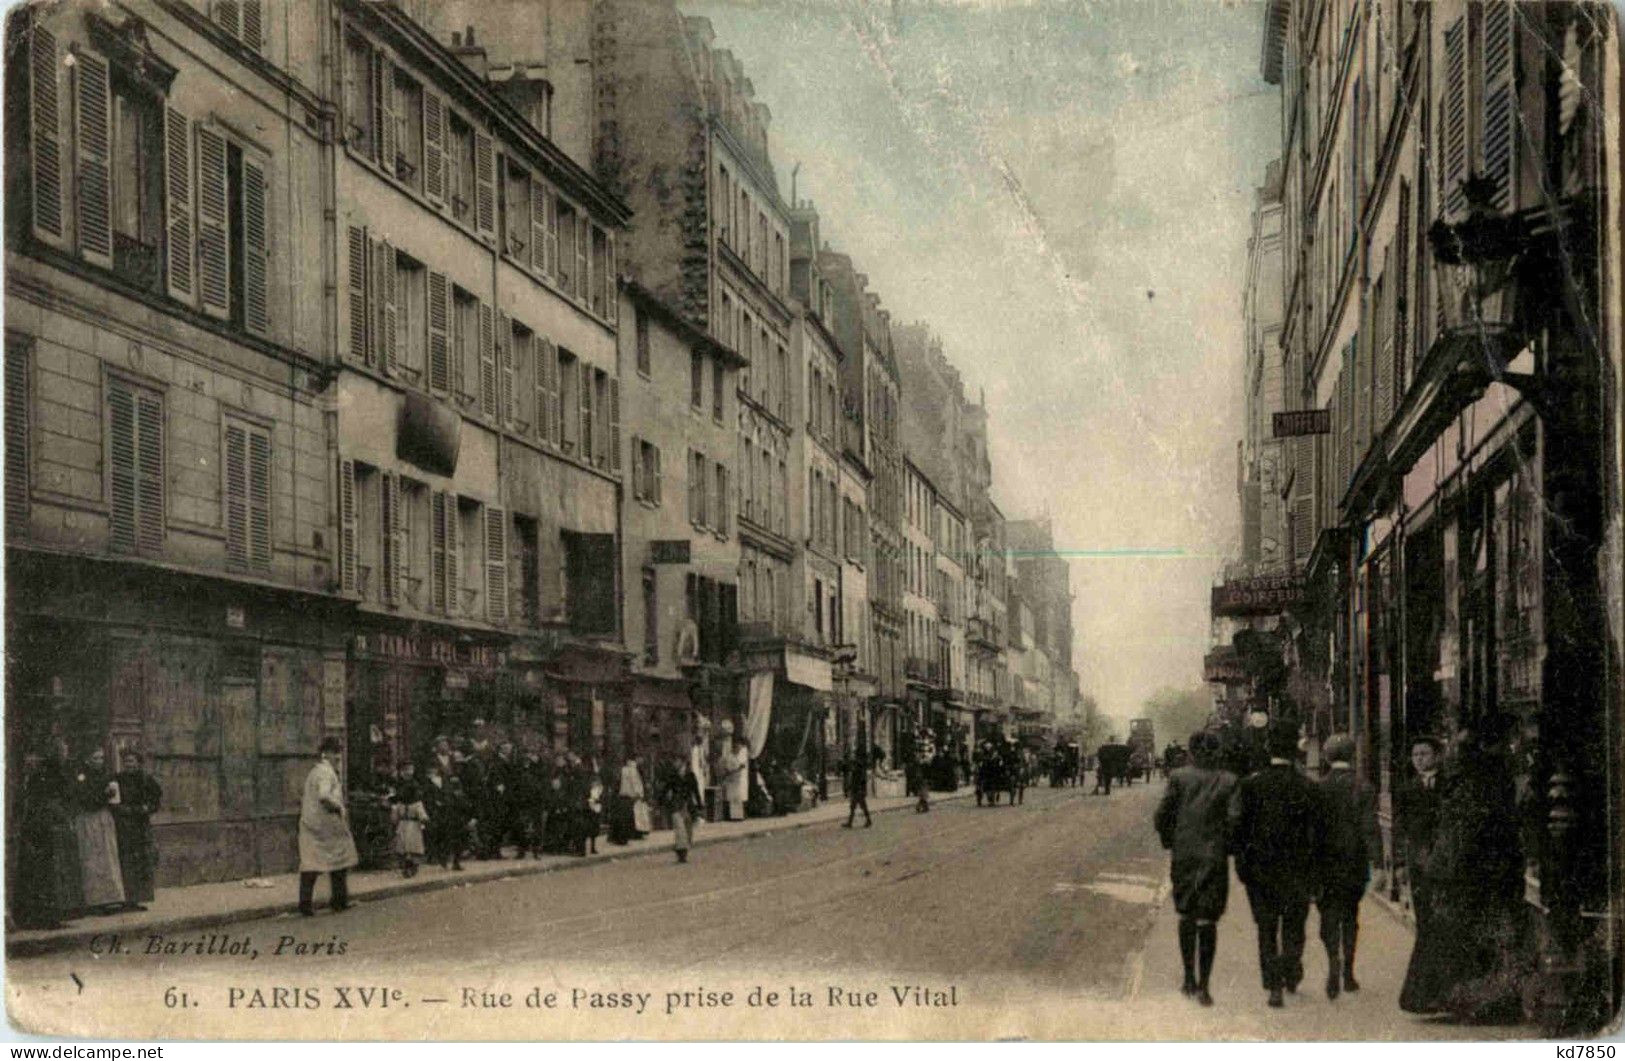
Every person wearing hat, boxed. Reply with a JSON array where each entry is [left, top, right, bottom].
[[1313, 733, 1380, 999], [299, 736, 358, 915], [1227, 718, 1323, 1008], [717, 721, 749, 823], [112, 746, 162, 910], [1155, 731, 1237, 1006]]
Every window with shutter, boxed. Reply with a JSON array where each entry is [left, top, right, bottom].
[[212, 1, 263, 50], [653, 446, 662, 505], [485, 505, 507, 622], [605, 235, 617, 324], [536, 337, 556, 445], [75, 50, 113, 268], [1441, 18, 1467, 218], [107, 377, 164, 553], [532, 180, 550, 277], [382, 472, 404, 605], [608, 377, 621, 474], [6, 341, 31, 532], [580, 363, 594, 466], [224, 418, 272, 571], [473, 131, 496, 237], [478, 302, 496, 418], [446, 493, 462, 615], [347, 225, 369, 364], [375, 56, 397, 174], [431, 491, 447, 611], [196, 125, 230, 317], [29, 22, 65, 247], [241, 156, 269, 336], [545, 188, 560, 282], [164, 108, 194, 300], [575, 214, 590, 304], [423, 93, 446, 204], [497, 311, 515, 425], [629, 434, 642, 501], [1480, 0, 1514, 212], [427, 271, 449, 393], [339, 458, 357, 593]]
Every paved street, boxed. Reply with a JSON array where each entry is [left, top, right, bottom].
[[7, 782, 1533, 1040]]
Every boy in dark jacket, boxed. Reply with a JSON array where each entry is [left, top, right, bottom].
[[1314, 733, 1381, 998]]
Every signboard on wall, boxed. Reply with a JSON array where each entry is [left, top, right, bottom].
[[650, 540, 692, 564], [1210, 574, 1306, 617], [1272, 409, 1331, 437]]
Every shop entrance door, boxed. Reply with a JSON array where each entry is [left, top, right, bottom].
[[219, 678, 258, 869]]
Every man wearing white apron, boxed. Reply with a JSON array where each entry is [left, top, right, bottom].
[[299, 737, 359, 916], [717, 721, 750, 822]]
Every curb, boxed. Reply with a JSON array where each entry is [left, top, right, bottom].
[[7, 788, 976, 959]]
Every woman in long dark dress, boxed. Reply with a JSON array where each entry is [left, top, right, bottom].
[[112, 747, 162, 909], [1399, 717, 1526, 1022], [12, 742, 84, 929]]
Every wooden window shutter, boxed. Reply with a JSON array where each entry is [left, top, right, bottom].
[[28, 22, 66, 247], [242, 155, 270, 336], [164, 108, 194, 300], [6, 343, 30, 531], [608, 377, 621, 474], [247, 426, 271, 567], [535, 337, 556, 445], [473, 131, 496, 237], [224, 420, 248, 567], [578, 361, 593, 464], [604, 234, 617, 323], [372, 238, 397, 373], [375, 56, 397, 173], [430, 491, 448, 612], [74, 50, 113, 268], [196, 125, 231, 317], [444, 492, 460, 615], [338, 458, 357, 594], [574, 214, 590, 303], [381, 471, 400, 605], [497, 311, 515, 425], [485, 505, 508, 622], [346, 224, 369, 364], [478, 302, 496, 418], [532, 180, 550, 277], [1442, 18, 1467, 218], [134, 388, 164, 551], [423, 93, 446, 205], [653, 445, 662, 505], [629, 434, 642, 500], [427, 270, 449, 393], [545, 187, 559, 279], [1480, 0, 1514, 212], [242, 1, 264, 51], [213, 2, 241, 39]]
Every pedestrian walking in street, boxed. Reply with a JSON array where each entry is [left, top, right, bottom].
[[1228, 719, 1322, 1008], [911, 735, 933, 813], [1314, 733, 1380, 999], [11, 740, 84, 930], [656, 752, 702, 864], [1399, 718, 1525, 1022], [111, 746, 161, 911], [389, 761, 428, 878], [298, 737, 358, 916], [718, 723, 750, 822], [1154, 731, 1237, 1006], [71, 745, 126, 914], [841, 745, 873, 828]]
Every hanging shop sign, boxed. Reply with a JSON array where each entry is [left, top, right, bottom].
[[1210, 574, 1306, 617], [1202, 647, 1248, 684], [352, 633, 504, 669], [1272, 409, 1331, 437]]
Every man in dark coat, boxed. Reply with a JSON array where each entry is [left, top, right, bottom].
[[1154, 731, 1237, 1006], [422, 760, 467, 871], [456, 740, 491, 859], [841, 745, 872, 828], [489, 740, 522, 858], [1314, 733, 1381, 998], [1228, 719, 1322, 1007], [112, 748, 162, 909], [11, 741, 83, 929]]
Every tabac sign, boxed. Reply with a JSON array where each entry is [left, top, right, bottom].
[[353, 633, 505, 669], [1210, 574, 1306, 617], [1272, 409, 1331, 437]]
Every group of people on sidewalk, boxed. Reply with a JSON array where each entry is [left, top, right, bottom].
[[10, 738, 162, 930], [1154, 715, 1527, 1023]]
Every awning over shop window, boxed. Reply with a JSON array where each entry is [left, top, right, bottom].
[[784, 651, 832, 692]]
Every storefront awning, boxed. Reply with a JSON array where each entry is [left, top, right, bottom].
[[784, 650, 832, 692]]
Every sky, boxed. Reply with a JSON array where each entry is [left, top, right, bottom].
[[685, 0, 1281, 724]]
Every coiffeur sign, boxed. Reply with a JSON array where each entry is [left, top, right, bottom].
[[1210, 574, 1305, 617]]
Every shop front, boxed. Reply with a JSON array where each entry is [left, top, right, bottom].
[[5, 552, 350, 887]]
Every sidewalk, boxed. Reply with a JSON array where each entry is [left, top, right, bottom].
[[8, 785, 974, 959], [1127, 869, 1535, 1040]]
